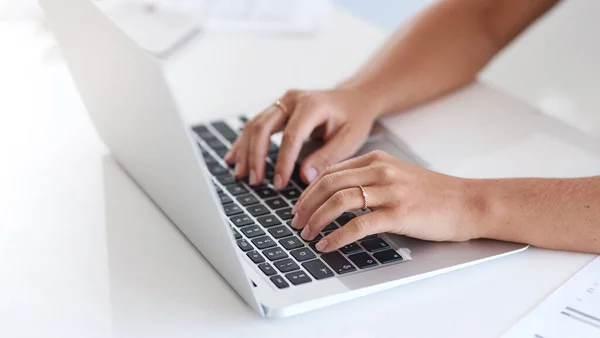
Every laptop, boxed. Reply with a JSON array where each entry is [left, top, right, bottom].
[[40, 0, 527, 317]]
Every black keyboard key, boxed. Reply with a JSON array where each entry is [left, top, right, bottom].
[[255, 187, 278, 199], [321, 252, 356, 274], [323, 230, 334, 237], [268, 142, 279, 154], [237, 239, 253, 252], [193, 125, 216, 141], [279, 237, 304, 250], [276, 208, 294, 220], [216, 174, 236, 185], [360, 238, 390, 252], [285, 271, 311, 285], [207, 138, 227, 150], [192, 124, 209, 134], [268, 225, 292, 239], [257, 215, 281, 228], [274, 258, 300, 273], [247, 251, 265, 264], [219, 192, 233, 205], [203, 153, 218, 165], [223, 203, 243, 216], [208, 164, 228, 176], [215, 148, 228, 158], [362, 234, 379, 240], [280, 188, 300, 200], [373, 249, 403, 264], [247, 204, 270, 217], [290, 199, 298, 206], [227, 183, 248, 196], [239, 116, 248, 123], [232, 228, 242, 240], [211, 121, 238, 142], [290, 247, 316, 262], [265, 197, 288, 210], [270, 275, 289, 289], [340, 242, 363, 255], [348, 252, 379, 269], [286, 220, 301, 232], [241, 225, 265, 238], [252, 236, 276, 249], [230, 214, 253, 227], [336, 213, 355, 225], [237, 194, 259, 206], [267, 153, 278, 164], [323, 222, 338, 232], [265, 163, 275, 180], [263, 247, 288, 261], [305, 234, 323, 243], [302, 259, 335, 280], [258, 262, 276, 276], [291, 165, 307, 189]]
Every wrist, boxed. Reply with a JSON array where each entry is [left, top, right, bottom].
[[462, 178, 508, 241], [336, 77, 389, 119]]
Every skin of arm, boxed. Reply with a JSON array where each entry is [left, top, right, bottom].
[[340, 0, 560, 115], [470, 177, 600, 253]]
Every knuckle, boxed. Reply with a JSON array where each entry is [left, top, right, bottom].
[[378, 165, 396, 181], [331, 190, 346, 207], [369, 150, 388, 162], [282, 131, 301, 146], [351, 217, 370, 237], [252, 119, 267, 133], [321, 173, 337, 190], [282, 89, 300, 101]]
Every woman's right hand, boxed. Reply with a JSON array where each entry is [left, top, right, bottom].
[[225, 87, 384, 190]]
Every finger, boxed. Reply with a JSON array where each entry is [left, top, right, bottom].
[[295, 151, 379, 212], [299, 125, 366, 185], [315, 211, 390, 252], [247, 107, 287, 185], [224, 138, 240, 164], [274, 99, 327, 190], [234, 120, 253, 179], [300, 186, 393, 240], [293, 165, 380, 230]]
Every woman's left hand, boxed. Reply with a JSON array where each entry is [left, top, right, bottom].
[[290, 150, 484, 252]]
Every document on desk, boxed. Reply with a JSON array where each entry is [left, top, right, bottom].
[[503, 256, 600, 338]]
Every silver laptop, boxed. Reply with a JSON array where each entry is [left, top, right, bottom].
[[40, 0, 527, 318]]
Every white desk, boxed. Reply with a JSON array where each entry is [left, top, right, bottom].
[[0, 6, 596, 338]]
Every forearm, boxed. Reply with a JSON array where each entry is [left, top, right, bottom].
[[339, 0, 558, 116], [470, 177, 600, 253]]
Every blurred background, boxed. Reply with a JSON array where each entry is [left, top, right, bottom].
[[1, 0, 598, 134]]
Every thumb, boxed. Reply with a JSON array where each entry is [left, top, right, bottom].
[[300, 127, 364, 183]]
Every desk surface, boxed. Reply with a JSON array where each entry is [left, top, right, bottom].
[[0, 6, 596, 338]]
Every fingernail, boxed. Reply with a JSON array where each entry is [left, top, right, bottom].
[[273, 174, 283, 190], [300, 225, 310, 240], [291, 205, 297, 215], [249, 170, 257, 186], [291, 214, 299, 228], [234, 164, 242, 177], [305, 167, 318, 183], [316, 239, 328, 252]]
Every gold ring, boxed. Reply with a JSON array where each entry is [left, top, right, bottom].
[[273, 99, 288, 115], [358, 185, 368, 211]]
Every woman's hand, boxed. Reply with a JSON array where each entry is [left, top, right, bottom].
[[224, 87, 383, 189], [290, 150, 484, 252]]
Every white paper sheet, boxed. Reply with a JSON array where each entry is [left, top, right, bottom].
[[447, 133, 600, 179], [503, 256, 600, 338]]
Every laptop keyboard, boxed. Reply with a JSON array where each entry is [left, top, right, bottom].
[[193, 119, 403, 290]]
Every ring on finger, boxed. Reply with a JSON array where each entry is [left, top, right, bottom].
[[273, 99, 288, 115], [358, 185, 369, 211]]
